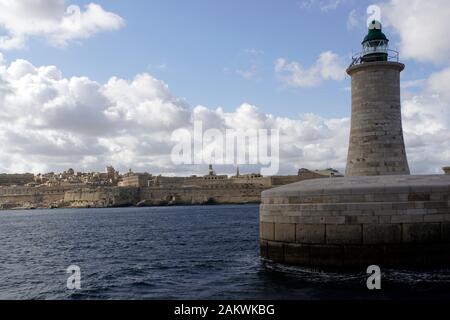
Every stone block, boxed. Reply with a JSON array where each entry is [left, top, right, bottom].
[[260, 241, 268, 259], [384, 244, 425, 267], [324, 216, 346, 224], [267, 241, 284, 263], [391, 215, 424, 224], [378, 216, 392, 224], [343, 245, 385, 268], [363, 224, 402, 244], [274, 223, 296, 242], [424, 201, 449, 209], [296, 224, 325, 244], [408, 193, 431, 201], [326, 225, 362, 245], [424, 214, 450, 223], [423, 243, 450, 267], [402, 223, 441, 243], [260, 222, 274, 241], [309, 245, 344, 268], [346, 216, 379, 224], [285, 243, 311, 266], [442, 223, 450, 242]]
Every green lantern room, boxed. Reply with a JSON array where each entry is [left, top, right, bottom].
[[361, 20, 389, 63]]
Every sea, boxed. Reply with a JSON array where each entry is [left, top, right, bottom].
[[0, 205, 449, 300]]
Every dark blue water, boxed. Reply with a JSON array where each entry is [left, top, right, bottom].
[[1, 205, 450, 300]]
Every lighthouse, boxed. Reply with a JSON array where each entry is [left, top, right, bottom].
[[346, 20, 410, 176], [259, 21, 450, 269]]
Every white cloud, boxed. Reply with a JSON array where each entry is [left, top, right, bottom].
[[0, 55, 351, 174], [0, 54, 448, 175], [402, 95, 450, 174], [0, 57, 190, 173], [376, 0, 450, 172], [319, 0, 345, 11], [275, 51, 346, 88], [241, 49, 265, 56], [401, 78, 426, 90], [427, 67, 450, 102], [228, 49, 264, 81], [0, 0, 124, 49], [381, 0, 450, 64], [347, 9, 362, 30], [299, 0, 348, 11], [236, 64, 258, 80]]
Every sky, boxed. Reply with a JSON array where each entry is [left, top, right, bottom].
[[0, 0, 449, 176]]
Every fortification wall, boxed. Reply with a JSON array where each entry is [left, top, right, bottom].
[[0, 186, 71, 208], [64, 187, 140, 208], [270, 174, 324, 186], [0, 172, 331, 210], [139, 184, 265, 205]]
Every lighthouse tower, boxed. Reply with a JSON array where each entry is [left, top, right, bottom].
[[346, 21, 410, 176], [260, 20, 450, 269]]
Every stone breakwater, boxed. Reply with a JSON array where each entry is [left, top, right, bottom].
[[260, 175, 450, 269]]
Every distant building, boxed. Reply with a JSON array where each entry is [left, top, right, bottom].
[[313, 168, 344, 178], [0, 173, 35, 186], [104, 166, 120, 185], [150, 176, 185, 188], [119, 172, 152, 187]]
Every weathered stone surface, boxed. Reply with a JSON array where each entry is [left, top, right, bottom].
[[343, 245, 385, 268], [274, 223, 296, 242], [260, 241, 268, 259], [402, 223, 442, 243], [326, 225, 362, 245], [423, 244, 450, 266], [267, 241, 284, 263], [260, 222, 275, 241], [363, 224, 402, 244], [310, 245, 344, 268], [296, 224, 325, 244], [442, 223, 450, 242], [262, 175, 450, 201], [346, 62, 409, 177], [383, 244, 425, 267], [285, 243, 310, 266]]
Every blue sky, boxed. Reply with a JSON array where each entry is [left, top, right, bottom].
[[0, 0, 449, 175], [3, 0, 427, 119]]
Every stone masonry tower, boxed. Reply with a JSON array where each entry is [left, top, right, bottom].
[[346, 21, 410, 176]]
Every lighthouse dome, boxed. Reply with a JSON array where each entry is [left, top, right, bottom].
[[362, 20, 389, 44]]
